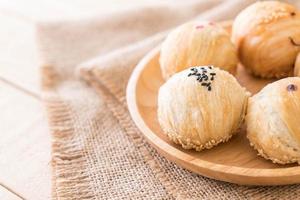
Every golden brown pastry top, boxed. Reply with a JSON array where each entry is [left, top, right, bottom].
[[232, 1, 298, 47], [160, 21, 238, 80], [232, 1, 300, 78], [247, 77, 300, 164], [277, 78, 300, 145], [157, 66, 249, 151]]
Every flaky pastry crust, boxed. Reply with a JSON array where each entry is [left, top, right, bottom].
[[160, 21, 238, 80], [247, 77, 300, 164], [232, 1, 300, 78], [158, 66, 249, 151]]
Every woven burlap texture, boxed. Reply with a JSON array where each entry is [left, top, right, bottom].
[[37, 0, 300, 199]]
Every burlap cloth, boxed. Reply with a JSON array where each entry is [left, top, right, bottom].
[[36, 0, 300, 199]]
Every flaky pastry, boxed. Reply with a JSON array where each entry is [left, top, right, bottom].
[[247, 77, 300, 164], [160, 21, 238, 80], [157, 66, 249, 151], [232, 1, 300, 78]]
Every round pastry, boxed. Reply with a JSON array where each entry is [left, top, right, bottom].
[[232, 1, 300, 78], [157, 66, 249, 151], [247, 77, 300, 164], [159, 21, 238, 80]]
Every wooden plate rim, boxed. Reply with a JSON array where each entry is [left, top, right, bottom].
[[126, 46, 300, 184]]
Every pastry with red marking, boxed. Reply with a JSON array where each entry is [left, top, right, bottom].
[[160, 21, 238, 80]]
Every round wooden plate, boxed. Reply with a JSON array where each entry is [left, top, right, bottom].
[[126, 45, 300, 186]]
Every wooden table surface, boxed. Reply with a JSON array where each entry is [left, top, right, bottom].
[[0, 0, 159, 199]]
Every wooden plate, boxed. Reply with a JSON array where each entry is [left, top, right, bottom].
[[126, 47, 300, 186]]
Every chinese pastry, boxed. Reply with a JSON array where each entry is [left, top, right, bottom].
[[247, 77, 300, 164], [157, 66, 249, 151], [232, 1, 300, 78], [159, 21, 238, 80]]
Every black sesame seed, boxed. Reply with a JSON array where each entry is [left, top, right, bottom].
[[287, 84, 297, 91], [187, 67, 216, 91]]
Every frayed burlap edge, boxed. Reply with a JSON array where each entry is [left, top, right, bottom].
[[46, 95, 95, 199], [42, 66, 95, 200], [81, 69, 185, 199], [42, 64, 179, 199], [80, 63, 263, 199]]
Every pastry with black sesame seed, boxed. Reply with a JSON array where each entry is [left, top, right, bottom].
[[157, 66, 249, 151], [247, 77, 300, 164]]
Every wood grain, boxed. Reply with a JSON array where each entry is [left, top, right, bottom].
[[127, 46, 300, 186], [0, 82, 51, 199], [0, 0, 167, 198], [0, 12, 39, 96], [0, 8, 51, 199], [0, 185, 22, 200]]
